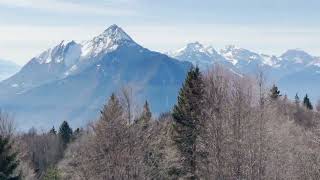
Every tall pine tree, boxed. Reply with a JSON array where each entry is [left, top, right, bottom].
[[58, 121, 73, 147], [303, 94, 313, 110], [172, 66, 204, 179], [0, 136, 20, 180], [270, 84, 281, 100]]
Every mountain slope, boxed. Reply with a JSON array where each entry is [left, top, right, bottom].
[[0, 25, 191, 130], [0, 41, 81, 96], [0, 59, 20, 81]]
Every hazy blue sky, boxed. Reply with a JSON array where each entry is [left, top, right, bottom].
[[0, 0, 319, 65]]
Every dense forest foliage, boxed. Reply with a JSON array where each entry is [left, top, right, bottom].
[[2, 65, 320, 179]]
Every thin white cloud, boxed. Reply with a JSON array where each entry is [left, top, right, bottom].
[[0, 0, 135, 16]]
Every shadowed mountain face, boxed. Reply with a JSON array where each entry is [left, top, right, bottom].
[[169, 42, 320, 102], [0, 25, 191, 130]]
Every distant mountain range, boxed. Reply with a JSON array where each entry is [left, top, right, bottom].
[[0, 59, 20, 81], [0, 25, 190, 130], [168, 42, 320, 102], [1, 25, 319, 130]]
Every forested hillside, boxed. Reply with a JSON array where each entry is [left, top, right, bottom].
[[1, 65, 320, 179]]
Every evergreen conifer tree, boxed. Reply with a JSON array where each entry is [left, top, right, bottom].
[[58, 121, 73, 147], [270, 84, 281, 100], [172, 66, 204, 179], [49, 126, 56, 135], [0, 136, 20, 180], [303, 94, 313, 110]]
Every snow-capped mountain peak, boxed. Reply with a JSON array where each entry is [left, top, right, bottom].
[[171, 42, 219, 57], [101, 24, 134, 43], [23, 24, 139, 80], [219, 45, 270, 67], [35, 40, 81, 65], [169, 42, 223, 69], [34, 24, 135, 67], [81, 24, 135, 58], [169, 42, 320, 76], [170, 42, 205, 56]]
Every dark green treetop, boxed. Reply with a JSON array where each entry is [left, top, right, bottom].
[[58, 121, 73, 146], [303, 94, 313, 110]]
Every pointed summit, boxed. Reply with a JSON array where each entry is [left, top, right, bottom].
[[101, 24, 133, 42], [105, 24, 120, 31], [172, 42, 208, 56], [81, 24, 136, 58]]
